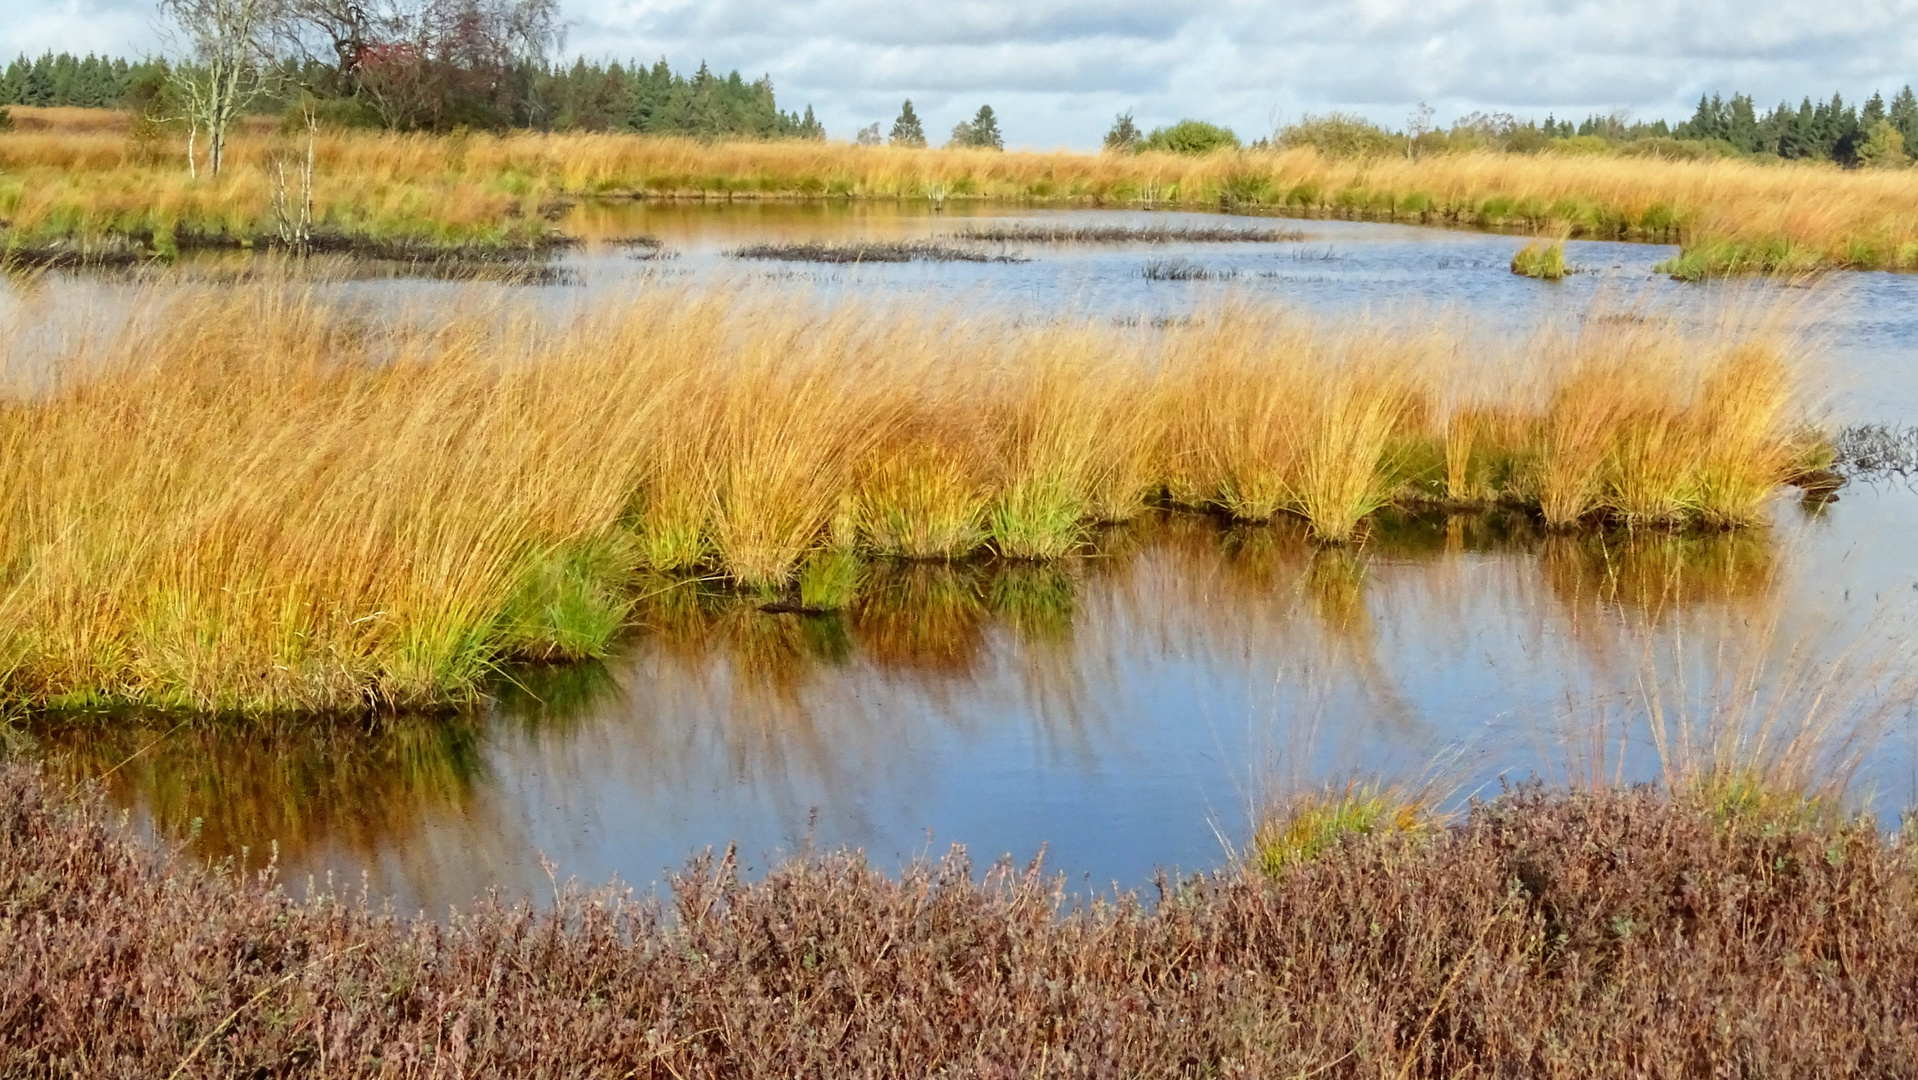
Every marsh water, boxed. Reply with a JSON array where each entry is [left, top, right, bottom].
[[17, 205, 1918, 913]]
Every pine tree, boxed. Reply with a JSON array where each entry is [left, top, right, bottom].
[[1103, 111, 1141, 151], [888, 99, 925, 147]]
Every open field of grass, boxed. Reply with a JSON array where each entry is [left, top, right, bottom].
[[8, 758, 1918, 1077], [0, 282, 1819, 712], [7, 110, 1918, 273]]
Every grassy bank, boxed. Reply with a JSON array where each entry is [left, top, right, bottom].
[[8, 122, 1918, 272], [0, 284, 1818, 712], [5, 761, 1917, 1076]]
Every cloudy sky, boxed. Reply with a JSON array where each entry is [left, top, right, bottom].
[[12, 0, 1918, 148]]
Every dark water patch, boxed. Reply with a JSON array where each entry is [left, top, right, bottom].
[[0, 229, 572, 274], [728, 240, 1028, 264], [947, 223, 1305, 245], [1143, 258, 1237, 281]]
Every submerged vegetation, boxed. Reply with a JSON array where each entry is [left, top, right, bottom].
[[0, 283, 1820, 712], [10, 121, 1918, 272], [10, 761, 1918, 1076]]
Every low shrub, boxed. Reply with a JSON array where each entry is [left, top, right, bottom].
[[1139, 119, 1240, 156], [6, 765, 1918, 1076]]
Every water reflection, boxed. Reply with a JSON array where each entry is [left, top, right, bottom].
[[34, 504, 1877, 914], [34, 711, 489, 870]]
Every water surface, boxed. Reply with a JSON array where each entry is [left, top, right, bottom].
[[17, 205, 1918, 912]]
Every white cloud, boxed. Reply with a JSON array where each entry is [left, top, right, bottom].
[[10, 0, 1918, 148]]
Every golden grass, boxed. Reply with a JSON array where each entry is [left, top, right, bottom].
[[7, 120, 1918, 270], [0, 281, 1817, 711]]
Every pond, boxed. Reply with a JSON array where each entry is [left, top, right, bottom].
[[15, 204, 1918, 914]]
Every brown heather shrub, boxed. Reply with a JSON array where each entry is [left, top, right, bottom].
[[5, 762, 1918, 1077]]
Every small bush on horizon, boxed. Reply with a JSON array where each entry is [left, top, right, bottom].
[[1141, 119, 1239, 155], [1276, 113, 1401, 158]]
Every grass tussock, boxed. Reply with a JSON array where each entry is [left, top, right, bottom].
[[0, 285, 1817, 711], [11, 124, 1918, 272], [1253, 779, 1436, 876], [10, 763, 1918, 1076], [1510, 236, 1569, 279]]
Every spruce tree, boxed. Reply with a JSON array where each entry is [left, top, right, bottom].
[[1891, 86, 1918, 148], [888, 99, 925, 147], [966, 104, 1002, 149]]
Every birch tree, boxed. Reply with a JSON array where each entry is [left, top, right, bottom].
[[161, 0, 282, 177]]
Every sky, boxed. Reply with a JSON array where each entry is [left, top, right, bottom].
[[11, 0, 1918, 148]]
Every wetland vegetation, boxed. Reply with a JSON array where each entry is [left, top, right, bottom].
[[14, 120, 1918, 274], [0, 282, 1821, 713], [7, 4, 1918, 1071]]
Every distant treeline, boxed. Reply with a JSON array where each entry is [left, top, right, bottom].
[[1271, 89, 1918, 166], [535, 60, 822, 140], [0, 49, 822, 141], [9, 43, 1918, 165], [1, 53, 163, 109]]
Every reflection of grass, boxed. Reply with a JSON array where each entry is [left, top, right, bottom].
[[1302, 546, 1370, 632], [851, 562, 990, 674], [987, 564, 1077, 644], [28, 712, 486, 865], [1540, 528, 1776, 615]]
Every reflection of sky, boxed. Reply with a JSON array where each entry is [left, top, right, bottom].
[[17, 207, 1918, 913]]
